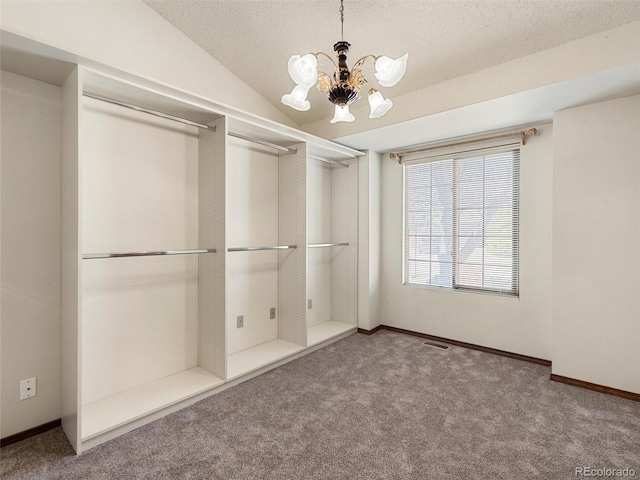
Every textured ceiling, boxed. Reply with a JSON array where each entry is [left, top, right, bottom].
[[145, 0, 640, 127]]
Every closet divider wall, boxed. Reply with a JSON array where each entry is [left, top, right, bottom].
[[60, 67, 82, 453], [0, 36, 365, 452], [329, 157, 358, 333], [199, 116, 227, 383]]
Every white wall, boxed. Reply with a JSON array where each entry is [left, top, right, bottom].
[[552, 95, 640, 393], [380, 124, 554, 360], [1, 71, 62, 437], [0, 0, 294, 127], [358, 151, 382, 330]]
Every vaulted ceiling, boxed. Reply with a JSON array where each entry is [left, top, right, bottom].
[[145, 0, 640, 127]]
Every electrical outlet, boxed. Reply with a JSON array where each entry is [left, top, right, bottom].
[[308, 299, 312, 309], [270, 307, 276, 320], [20, 378, 36, 400], [237, 315, 244, 328]]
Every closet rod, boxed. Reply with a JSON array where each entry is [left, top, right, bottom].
[[83, 93, 217, 131], [227, 245, 297, 252], [228, 132, 298, 153], [83, 249, 217, 260], [308, 155, 349, 168], [308, 243, 349, 248]]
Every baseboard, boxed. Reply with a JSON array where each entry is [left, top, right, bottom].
[[357, 325, 383, 335], [360, 324, 552, 366], [550, 374, 640, 402], [0, 419, 61, 448]]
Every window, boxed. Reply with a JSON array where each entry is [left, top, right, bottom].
[[404, 145, 519, 296]]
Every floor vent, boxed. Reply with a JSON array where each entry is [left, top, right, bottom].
[[423, 341, 449, 350]]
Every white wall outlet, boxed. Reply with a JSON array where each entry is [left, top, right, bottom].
[[237, 315, 244, 328], [270, 307, 276, 320], [308, 299, 312, 309], [20, 377, 36, 400]]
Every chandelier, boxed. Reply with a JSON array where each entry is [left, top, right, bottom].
[[282, 0, 408, 123]]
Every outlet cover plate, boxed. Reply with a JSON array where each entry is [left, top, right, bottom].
[[20, 377, 36, 400], [270, 307, 276, 320], [237, 315, 244, 328]]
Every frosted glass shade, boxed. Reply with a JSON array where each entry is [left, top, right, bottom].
[[368, 91, 393, 118], [287, 54, 318, 88], [281, 85, 311, 111], [374, 53, 408, 87], [330, 105, 355, 123]]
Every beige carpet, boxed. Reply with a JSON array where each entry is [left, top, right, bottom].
[[2, 330, 639, 479]]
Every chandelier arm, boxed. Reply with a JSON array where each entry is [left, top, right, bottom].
[[314, 52, 338, 69], [317, 70, 334, 93], [352, 55, 379, 71]]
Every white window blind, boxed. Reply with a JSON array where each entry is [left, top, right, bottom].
[[404, 146, 519, 295]]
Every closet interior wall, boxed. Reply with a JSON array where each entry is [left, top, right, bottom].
[[225, 137, 280, 358], [306, 156, 358, 346], [224, 137, 307, 380], [81, 89, 201, 406]]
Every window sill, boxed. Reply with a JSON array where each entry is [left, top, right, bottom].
[[402, 282, 520, 299]]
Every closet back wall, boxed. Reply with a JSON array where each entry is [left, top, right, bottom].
[[81, 98, 199, 404], [1, 71, 62, 438], [226, 138, 280, 354]]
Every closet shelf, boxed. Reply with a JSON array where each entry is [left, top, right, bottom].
[[227, 339, 304, 380], [307, 321, 357, 347], [307, 243, 349, 248], [82, 249, 217, 259], [227, 245, 297, 252], [81, 367, 224, 441]]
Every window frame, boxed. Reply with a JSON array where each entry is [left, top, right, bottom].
[[402, 142, 520, 297]]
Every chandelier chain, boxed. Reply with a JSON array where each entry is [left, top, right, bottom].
[[340, 0, 344, 41]]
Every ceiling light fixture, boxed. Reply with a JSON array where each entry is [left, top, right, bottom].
[[282, 0, 408, 123]]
